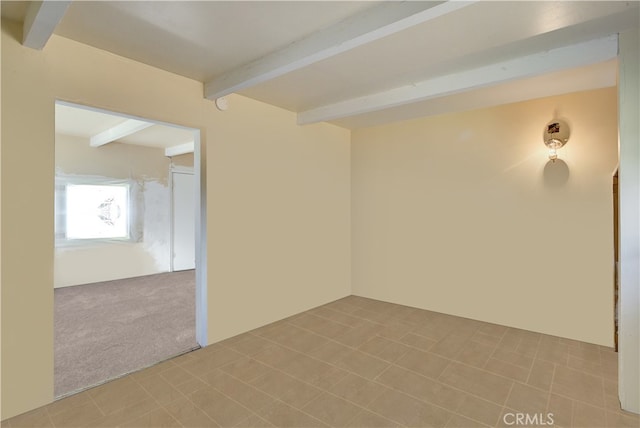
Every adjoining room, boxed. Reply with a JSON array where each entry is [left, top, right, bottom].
[[53, 102, 201, 397]]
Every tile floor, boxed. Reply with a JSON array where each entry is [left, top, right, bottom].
[[4, 296, 639, 428]]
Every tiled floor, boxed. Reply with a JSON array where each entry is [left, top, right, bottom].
[[5, 296, 639, 427]]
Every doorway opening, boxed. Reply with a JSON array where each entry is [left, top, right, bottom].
[[53, 101, 206, 398]]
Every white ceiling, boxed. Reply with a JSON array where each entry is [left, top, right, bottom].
[[3, 1, 638, 129]]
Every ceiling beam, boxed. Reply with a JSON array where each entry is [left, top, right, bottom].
[[165, 142, 194, 157], [90, 119, 153, 148], [204, 1, 476, 100], [22, 0, 72, 50], [298, 35, 619, 125]]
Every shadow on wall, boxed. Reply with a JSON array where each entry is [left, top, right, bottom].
[[543, 159, 570, 188]]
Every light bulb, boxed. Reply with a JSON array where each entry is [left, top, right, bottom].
[[548, 147, 557, 161]]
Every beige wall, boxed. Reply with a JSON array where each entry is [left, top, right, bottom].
[[171, 153, 194, 168], [1, 21, 351, 420], [352, 88, 617, 347]]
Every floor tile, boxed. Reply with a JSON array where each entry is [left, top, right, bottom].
[[515, 339, 540, 358], [492, 347, 534, 369], [45, 393, 93, 417], [224, 334, 273, 357], [455, 393, 503, 426], [333, 321, 383, 347], [537, 341, 570, 365], [395, 348, 450, 379], [352, 307, 395, 325], [279, 352, 335, 385], [120, 408, 181, 428], [568, 343, 601, 363], [484, 358, 530, 382], [159, 364, 196, 387], [547, 393, 573, 428], [439, 361, 513, 405], [411, 321, 454, 342], [252, 344, 299, 369], [399, 332, 438, 351], [552, 365, 605, 407], [527, 359, 555, 391], [309, 306, 365, 327], [384, 304, 422, 321], [302, 392, 362, 427], [287, 313, 348, 339], [606, 410, 640, 428], [173, 376, 209, 395], [205, 371, 275, 412], [453, 340, 495, 368], [572, 401, 607, 427], [495, 331, 521, 354], [376, 319, 415, 341], [347, 410, 400, 427], [329, 373, 389, 407], [358, 336, 411, 362], [188, 386, 253, 426], [235, 413, 274, 427], [430, 334, 469, 359], [445, 413, 489, 427], [377, 365, 464, 411], [48, 401, 104, 428], [505, 382, 549, 414], [308, 340, 354, 365], [309, 366, 350, 390], [257, 324, 329, 354], [567, 355, 605, 378], [136, 375, 185, 405], [249, 370, 323, 409], [180, 347, 245, 377], [368, 388, 452, 427], [470, 331, 503, 347], [220, 356, 272, 382], [130, 360, 177, 380], [91, 399, 158, 428], [323, 300, 362, 316], [336, 350, 389, 380], [477, 323, 508, 338], [257, 401, 328, 427], [89, 376, 151, 415]]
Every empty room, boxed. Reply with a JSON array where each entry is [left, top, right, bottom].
[[1, 1, 639, 428]]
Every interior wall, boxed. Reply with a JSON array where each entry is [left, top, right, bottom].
[[1, 20, 351, 420], [171, 152, 194, 168], [54, 133, 172, 288], [352, 88, 618, 346]]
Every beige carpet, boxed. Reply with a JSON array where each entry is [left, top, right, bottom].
[[54, 270, 199, 398]]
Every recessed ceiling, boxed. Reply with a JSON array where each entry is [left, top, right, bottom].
[[4, 1, 638, 129]]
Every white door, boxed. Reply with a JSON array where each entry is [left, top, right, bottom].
[[172, 172, 195, 271]]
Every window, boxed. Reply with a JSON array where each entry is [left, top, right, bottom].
[[65, 184, 130, 240]]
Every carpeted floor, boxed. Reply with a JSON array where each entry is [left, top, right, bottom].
[[54, 270, 199, 398]]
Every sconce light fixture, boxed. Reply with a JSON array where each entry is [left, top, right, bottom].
[[544, 120, 570, 162]]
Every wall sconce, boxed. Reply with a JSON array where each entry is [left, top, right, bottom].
[[544, 120, 570, 162]]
